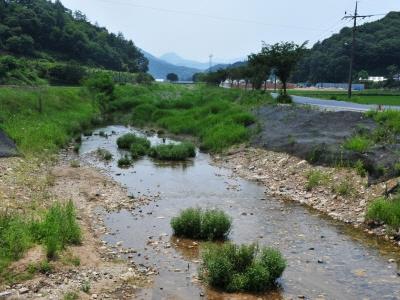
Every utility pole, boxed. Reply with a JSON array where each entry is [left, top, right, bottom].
[[343, 2, 376, 98], [209, 54, 213, 73]]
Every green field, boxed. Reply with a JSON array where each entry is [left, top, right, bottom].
[[288, 89, 400, 106]]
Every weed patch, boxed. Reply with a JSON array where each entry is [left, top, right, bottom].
[[201, 243, 286, 293], [149, 142, 196, 161], [305, 170, 330, 191], [117, 155, 132, 168], [366, 196, 400, 230], [96, 148, 113, 161], [343, 135, 372, 153], [171, 208, 232, 240]]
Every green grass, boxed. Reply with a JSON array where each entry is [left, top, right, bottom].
[[343, 135, 373, 153], [171, 208, 232, 240], [0, 86, 98, 155], [108, 84, 274, 152], [366, 196, 400, 230], [201, 243, 286, 293], [305, 170, 330, 191], [96, 148, 113, 161], [149, 142, 196, 161], [117, 155, 132, 168], [0, 200, 81, 279], [332, 180, 355, 197], [289, 89, 400, 106]]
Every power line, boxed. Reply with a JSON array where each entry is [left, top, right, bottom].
[[95, 0, 329, 32], [343, 1, 381, 98]]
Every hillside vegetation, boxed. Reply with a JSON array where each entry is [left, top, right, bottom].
[[0, 0, 147, 75], [293, 11, 400, 83]]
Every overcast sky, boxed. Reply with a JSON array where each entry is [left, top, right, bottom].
[[60, 0, 399, 62]]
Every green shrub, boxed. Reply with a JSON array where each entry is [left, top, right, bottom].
[[276, 94, 293, 104], [305, 170, 330, 191], [201, 243, 286, 293], [130, 137, 151, 159], [96, 148, 113, 161], [37, 200, 82, 259], [149, 142, 196, 161], [201, 124, 248, 152], [354, 160, 367, 177], [343, 135, 372, 153], [116, 133, 150, 152], [366, 196, 400, 230], [171, 208, 232, 240], [117, 155, 132, 168], [332, 180, 354, 197]]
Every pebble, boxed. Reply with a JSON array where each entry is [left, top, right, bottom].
[[19, 288, 29, 294]]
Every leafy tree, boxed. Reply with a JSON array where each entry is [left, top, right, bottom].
[[5, 34, 34, 55], [47, 63, 87, 85], [84, 73, 115, 114], [167, 73, 179, 82], [358, 70, 369, 81], [255, 42, 307, 94], [136, 72, 154, 84], [248, 51, 270, 90]]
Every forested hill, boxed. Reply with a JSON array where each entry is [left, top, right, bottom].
[[293, 11, 400, 83], [0, 0, 148, 73]]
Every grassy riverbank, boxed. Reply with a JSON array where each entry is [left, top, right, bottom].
[[110, 84, 275, 152], [0, 86, 98, 155]]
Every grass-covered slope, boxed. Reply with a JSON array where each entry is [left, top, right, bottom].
[[109, 84, 274, 152], [0, 86, 97, 155]]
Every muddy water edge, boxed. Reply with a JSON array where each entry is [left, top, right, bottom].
[[79, 125, 400, 300]]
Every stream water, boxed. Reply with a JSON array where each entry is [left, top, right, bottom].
[[80, 125, 400, 300]]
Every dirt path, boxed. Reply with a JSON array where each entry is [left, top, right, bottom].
[[0, 151, 152, 299]]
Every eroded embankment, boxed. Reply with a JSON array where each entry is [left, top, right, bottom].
[[251, 105, 400, 182], [214, 146, 400, 245]]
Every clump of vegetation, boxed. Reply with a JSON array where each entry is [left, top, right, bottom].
[[354, 160, 367, 177], [0, 200, 81, 274], [117, 155, 132, 168], [332, 180, 355, 197], [201, 243, 286, 293], [117, 133, 150, 150], [81, 280, 91, 294], [171, 208, 232, 240], [64, 292, 79, 300], [366, 196, 400, 230], [149, 142, 196, 161], [33, 200, 82, 259], [305, 170, 330, 191], [276, 94, 293, 104], [343, 135, 372, 153], [96, 148, 113, 161], [70, 160, 80, 168]]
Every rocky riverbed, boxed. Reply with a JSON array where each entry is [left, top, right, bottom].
[[214, 145, 400, 246], [0, 149, 154, 299]]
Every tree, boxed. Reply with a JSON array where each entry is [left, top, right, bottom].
[[248, 52, 270, 90], [257, 42, 307, 95], [84, 73, 115, 114], [5, 34, 34, 55], [167, 73, 179, 82], [358, 70, 369, 81]]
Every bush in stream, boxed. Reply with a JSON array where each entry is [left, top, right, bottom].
[[117, 155, 132, 168], [116, 133, 150, 150], [171, 208, 232, 240], [201, 243, 286, 293], [130, 140, 151, 159], [96, 148, 113, 161], [366, 196, 400, 230], [149, 142, 196, 161]]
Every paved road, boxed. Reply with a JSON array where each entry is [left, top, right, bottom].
[[272, 93, 400, 112]]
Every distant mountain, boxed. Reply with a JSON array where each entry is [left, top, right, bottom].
[[142, 51, 200, 81], [205, 61, 247, 73], [160, 53, 210, 70]]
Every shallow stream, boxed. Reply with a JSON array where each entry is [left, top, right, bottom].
[[80, 125, 400, 300]]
